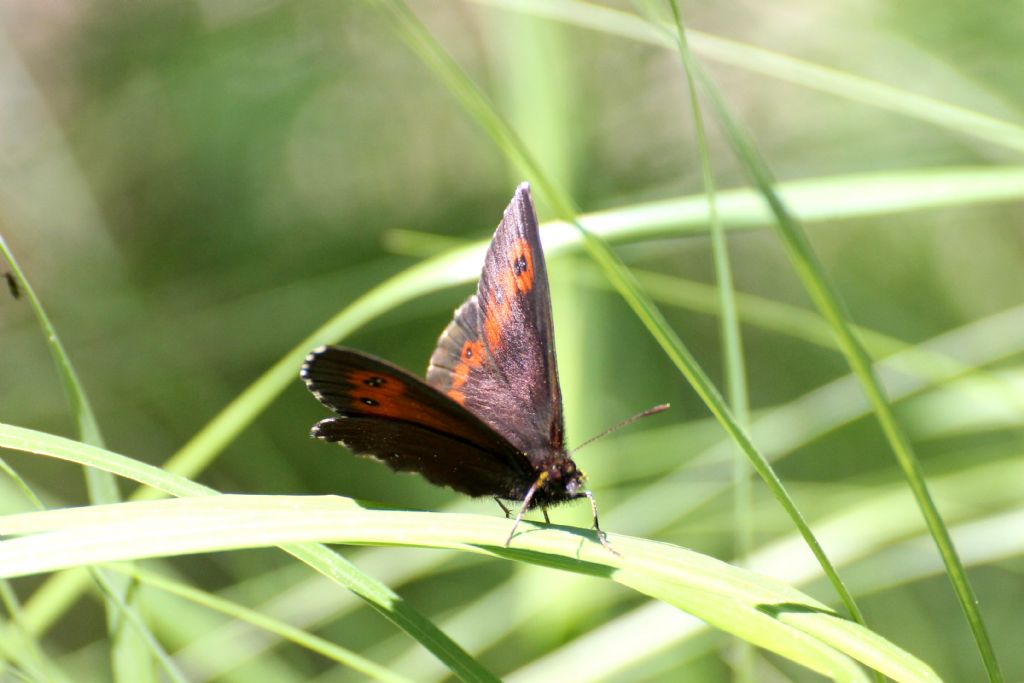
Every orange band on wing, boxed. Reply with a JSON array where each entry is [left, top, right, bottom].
[[447, 339, 486, 405], [482, 238, 535, 350], [347, 369, 458, 434]]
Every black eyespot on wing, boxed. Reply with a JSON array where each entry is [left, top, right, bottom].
[[513, 255, 528, 276]]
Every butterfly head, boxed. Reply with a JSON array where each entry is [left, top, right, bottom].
[[527, 455, 587, 508]]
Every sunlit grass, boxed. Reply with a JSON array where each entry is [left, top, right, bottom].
[[0, 1, 1021, 682]]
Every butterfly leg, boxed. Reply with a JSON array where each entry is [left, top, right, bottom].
[[542, 508, 551, 524], [494, 497, 512, 518], [505, 474, 546, 546], [584, 490, 619, 556]]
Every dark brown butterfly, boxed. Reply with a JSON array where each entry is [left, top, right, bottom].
[[302, 184, 663, 550]]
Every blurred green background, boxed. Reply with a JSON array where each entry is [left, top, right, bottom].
[[1, 1, 1023, 681]]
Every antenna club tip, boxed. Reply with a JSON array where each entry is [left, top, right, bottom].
[[640, 403, 671, 417]]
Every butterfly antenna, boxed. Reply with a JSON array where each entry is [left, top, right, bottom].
[[570, 403, 670, 454]]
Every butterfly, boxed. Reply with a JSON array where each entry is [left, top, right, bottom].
[[301, 183, 662, 551]]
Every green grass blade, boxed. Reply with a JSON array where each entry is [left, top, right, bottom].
[[0, 237, 105, 450], [384, 167, 1024, 242], [0, 580, 72, 683], [665, 2, 756, 678], [0, 423, 498, 683], [0, 454, 186, 683], [471, 0, 1024, 153], [622, 271, 1024, 442], [90, 574, 188, 683], [0, 495, 943, 682], [0, 235, 157, 683], [693, 52, 1003, 683], [106, 566, 413, 683]]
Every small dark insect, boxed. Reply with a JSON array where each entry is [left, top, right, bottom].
[[4, 272, 19, 299]]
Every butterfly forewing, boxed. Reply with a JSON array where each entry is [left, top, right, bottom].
[[427, 183, 565, 458], [302, 346, 535, 496]]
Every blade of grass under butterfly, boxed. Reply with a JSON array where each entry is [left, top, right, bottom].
[[0, 424, 499, 683], [373, 0, 868, 638], [691, 45, 1003, 683], [0, 495, 943, 682], [0, 235, 158, 683]]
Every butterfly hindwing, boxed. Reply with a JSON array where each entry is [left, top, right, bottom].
[[427, 183, 565, 458], [302, 346, 534, 496], [311, 417, 529, 498]]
